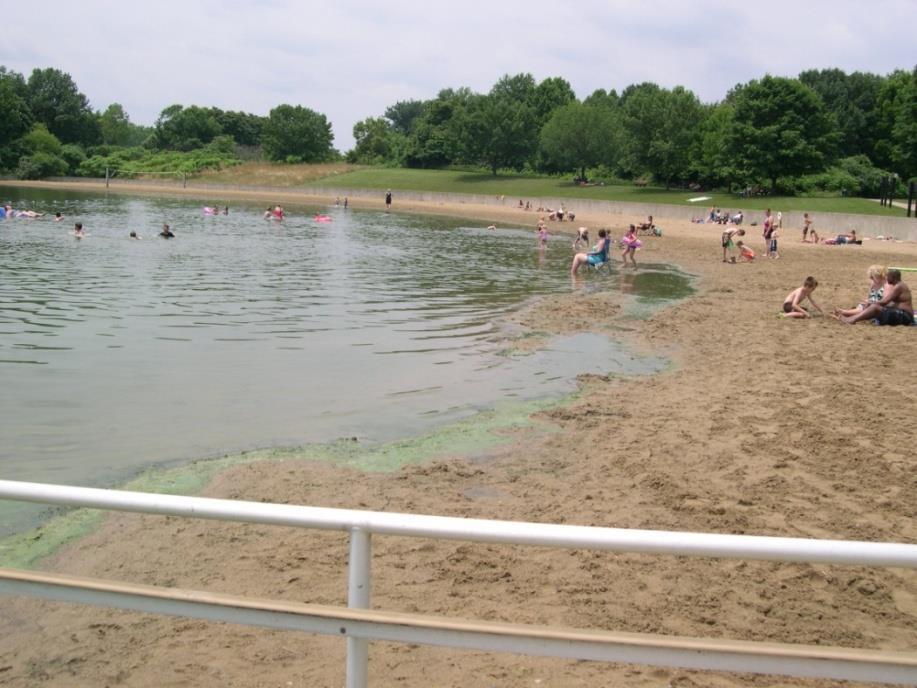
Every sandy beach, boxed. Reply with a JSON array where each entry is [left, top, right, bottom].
[[1, 182, 916, 687]]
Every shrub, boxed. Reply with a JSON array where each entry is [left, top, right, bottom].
[[60, 144, 86, 174], [16, 152, 68, 179]]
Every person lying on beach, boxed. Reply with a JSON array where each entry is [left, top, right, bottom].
[[570, 229, 609, 273], [722, 227, 745, 262], [572, 227, 590, 250], [833, 265, 885, 319], [737, 240, 755, 262], [782, 277, 824, 318], [823, 230, 859, 245], [838, 269, 913, 326]]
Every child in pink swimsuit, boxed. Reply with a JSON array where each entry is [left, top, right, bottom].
[[621, 224, 641, 268]]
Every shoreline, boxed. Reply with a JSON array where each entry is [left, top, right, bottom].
[[4, 177, 916, 241], [2, 182, 917, 686]]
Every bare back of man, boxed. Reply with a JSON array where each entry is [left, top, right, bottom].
[[842, 270, 913, 325]]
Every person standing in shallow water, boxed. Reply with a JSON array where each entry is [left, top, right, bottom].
[[385, 189, 392, 211]]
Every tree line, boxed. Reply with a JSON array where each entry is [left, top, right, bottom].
[[349, 69, 916, 196], [0, 66, 335, 179], [1, 64, 914, 196]]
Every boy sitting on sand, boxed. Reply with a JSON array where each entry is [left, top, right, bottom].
[[782, 277, 825, 318]]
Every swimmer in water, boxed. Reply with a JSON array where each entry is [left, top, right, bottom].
[[72, 222, 85, 238], [160, 224, 175, 238]]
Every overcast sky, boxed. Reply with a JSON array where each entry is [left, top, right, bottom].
[[3, 1, 914, 150]]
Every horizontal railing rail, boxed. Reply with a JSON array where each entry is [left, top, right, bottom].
[[1, 479, 916, 686]]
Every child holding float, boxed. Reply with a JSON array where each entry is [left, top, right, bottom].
[[620, 224, 641, 268]]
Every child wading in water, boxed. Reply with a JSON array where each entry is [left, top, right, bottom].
[[537, 221, 548, 247], [621, 224, 641, 268], [782, 276, 825, 318]]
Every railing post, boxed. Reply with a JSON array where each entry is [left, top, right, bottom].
[[105, 166, 109, 189], [346, 527, 371, 688]]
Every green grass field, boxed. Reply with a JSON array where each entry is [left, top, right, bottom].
[[202, 164, 907, 217]]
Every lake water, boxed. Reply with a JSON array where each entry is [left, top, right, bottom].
[[0, 187, 689, 533]]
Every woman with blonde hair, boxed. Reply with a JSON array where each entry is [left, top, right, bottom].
[[833, 265, 887, 318]]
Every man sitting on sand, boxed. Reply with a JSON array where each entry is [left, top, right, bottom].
[[839, 269, 913, 326]]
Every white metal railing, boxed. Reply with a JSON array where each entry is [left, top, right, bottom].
[[1, 479, 916, 686]]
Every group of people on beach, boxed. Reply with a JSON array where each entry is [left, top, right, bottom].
[[782, 267, 913, 326], [720, 209, 871, 264], [521, 202, 576, 223]]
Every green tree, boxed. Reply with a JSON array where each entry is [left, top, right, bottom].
[[620, 84, 704, 187], [212, 109, 265, 147], [728, 75, 838, 192], [539, 102, 620, 179], [26, 67, 100, 146], [583, 88, 620, 109], [531, 77, 577, 128], [153, 104, 223, 150], [99, 103, 134, 146], [15, 123, 68, 179], [261, 104, 334, 162], [489, 73, 537, 103], [404, 88, 473, 168], [384, 100, 425, 136], [799, 68, 883, 160], [873, 68, 917, 181], [0, 68, 31, 142], [349, 117, 405, 164], [458, 93, 537, 175], [20, 123, 63, 156], [689, 103, 737, 190]]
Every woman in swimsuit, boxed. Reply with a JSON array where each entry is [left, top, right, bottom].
[[833, 265, 886, 318], [570, 229, 609, 274]]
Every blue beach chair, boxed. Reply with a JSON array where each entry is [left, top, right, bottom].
[[589, 238, 612, 273]]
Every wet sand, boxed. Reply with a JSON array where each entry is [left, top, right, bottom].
[[2, 183, 917, 687]]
